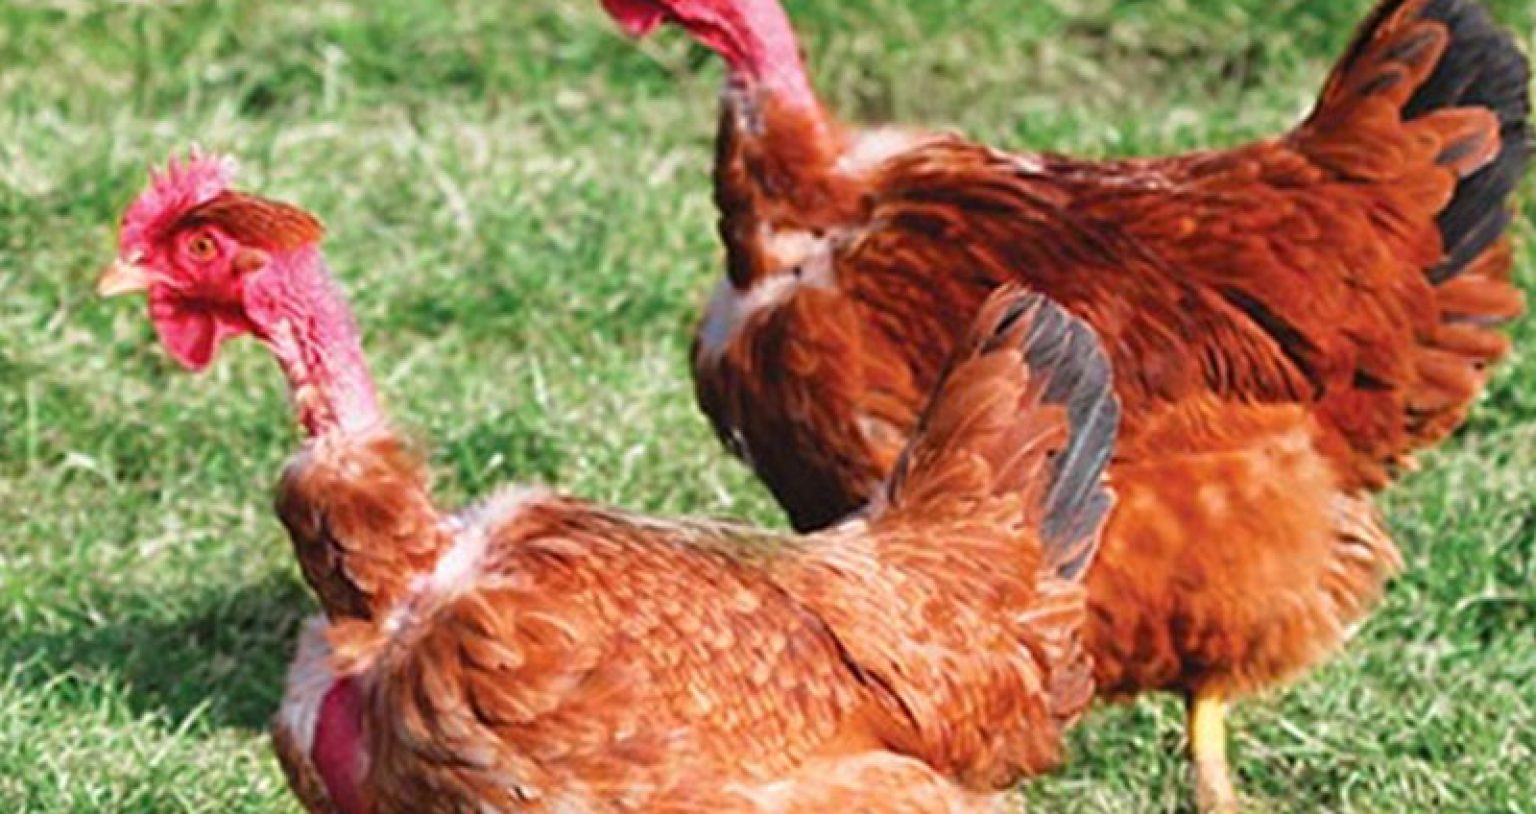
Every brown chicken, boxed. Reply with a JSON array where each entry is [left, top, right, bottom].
[[601, 0, 1530, 807], [98, 153, 1123, 813]]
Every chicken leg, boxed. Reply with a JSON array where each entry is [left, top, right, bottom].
[[1189, 692, 1238, 813]]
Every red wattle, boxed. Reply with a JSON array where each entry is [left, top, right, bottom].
[[149, 290, 254, 372]]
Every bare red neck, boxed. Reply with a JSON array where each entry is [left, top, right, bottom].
[[682, 0, 820, 112], [250, 247, 383, 439]]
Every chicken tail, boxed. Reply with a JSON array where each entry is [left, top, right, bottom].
[[877, 285, 1120, 582], [1296, 0, 1529, 469], [1311, 0, 1530, 281]]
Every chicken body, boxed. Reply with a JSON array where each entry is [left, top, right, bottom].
[[272, 474, 1080, 813], [605, 0, 1529, 807], [264, 288, 1117, 814], [701, 125, 1415, 700], [270, 476, 982, 813]]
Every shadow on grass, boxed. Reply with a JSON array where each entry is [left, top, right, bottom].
[[3, 572, 316, 731]]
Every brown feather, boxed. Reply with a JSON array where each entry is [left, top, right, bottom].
[[275, 431, 448, 622], [184, 190, 326, 251]]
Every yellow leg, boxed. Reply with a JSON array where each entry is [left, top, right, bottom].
[[1188, 692, 1239, 813]]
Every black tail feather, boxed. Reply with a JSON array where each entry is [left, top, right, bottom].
[[1401, 0, 1532, 284]]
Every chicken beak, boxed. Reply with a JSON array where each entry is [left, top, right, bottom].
[[97, 256, 153, 297]]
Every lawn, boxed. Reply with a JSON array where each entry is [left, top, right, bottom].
[[1, 0, 1532, 811]]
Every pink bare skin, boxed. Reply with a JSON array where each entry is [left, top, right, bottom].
[[314, 678, 368, 814]]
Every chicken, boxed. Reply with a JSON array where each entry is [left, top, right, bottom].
[[600, 0, 1530, 807], [97, 153, 1121, 813]]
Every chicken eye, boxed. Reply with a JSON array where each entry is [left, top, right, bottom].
[[187, 234, 217, 262]]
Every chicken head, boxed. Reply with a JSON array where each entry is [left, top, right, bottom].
[[99, 152, 325, 371]]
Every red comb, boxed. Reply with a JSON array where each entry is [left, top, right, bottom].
[[120, 149, 238, 257]]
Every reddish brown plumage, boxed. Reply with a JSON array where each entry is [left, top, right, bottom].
[[274, 433, 448, 624], [659, 0, 1526, 793], [1087, 399, 1401, 699], [185, 190, 327, 252]]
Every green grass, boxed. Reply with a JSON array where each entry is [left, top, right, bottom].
[[1, 0, 1532, 811]]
